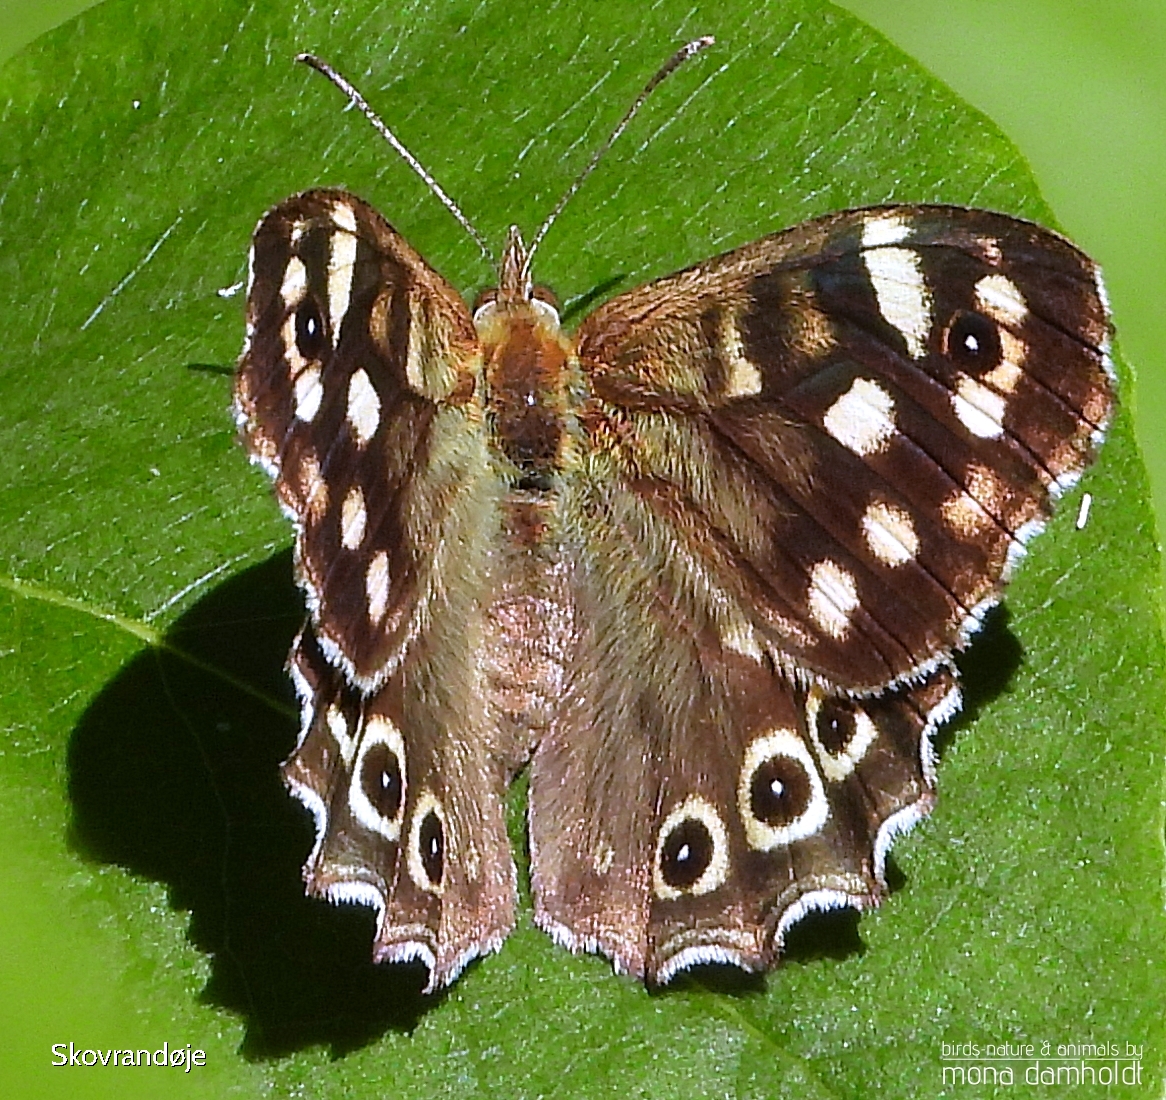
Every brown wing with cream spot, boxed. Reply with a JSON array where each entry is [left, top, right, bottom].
[[530, 203, 1113, 982], [236, 188, 487, 688], [575, 204, 1113, 692], [528, 473, 960, 980], [284, 622, 518, 990], [236, 189, 517, 989]]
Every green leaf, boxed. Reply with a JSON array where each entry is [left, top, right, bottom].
[[1, 0, 1162, 1097]]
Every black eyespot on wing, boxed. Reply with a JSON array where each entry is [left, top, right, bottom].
[[295, 296, 329, 360], [659, 817, 714, 890], [749, 755, 812, 827], [815, 697, 858, 755], [419, 809, 444, 886], [944, 310, 1002, 373], [361, 741, 403, 823]]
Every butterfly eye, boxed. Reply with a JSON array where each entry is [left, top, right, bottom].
[[945, 310, 1002, 371], [471, 288, 499, 317], [295, 297, 329, 360]]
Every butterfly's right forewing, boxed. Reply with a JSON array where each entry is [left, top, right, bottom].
[[236, 189, 518, 989]]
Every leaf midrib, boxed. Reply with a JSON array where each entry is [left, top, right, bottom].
[[0, 572, 295, 717]]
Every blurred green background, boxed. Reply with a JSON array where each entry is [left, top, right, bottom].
[[2, 0, 1162, 601]]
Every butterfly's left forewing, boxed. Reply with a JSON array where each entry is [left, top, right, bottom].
[[529, 205, 1113, 981], [236, 189, 520, 988]]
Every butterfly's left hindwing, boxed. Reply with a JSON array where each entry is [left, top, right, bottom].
[[236, 189, 521, 988], [528, 205, 1113, 981]]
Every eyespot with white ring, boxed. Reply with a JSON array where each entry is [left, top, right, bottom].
[[407, 790, 446, 895], [805, 690, 879, 782], [652, 795, 730, 900], [737, 728, 829, 851], [347, 714, 407, 843]]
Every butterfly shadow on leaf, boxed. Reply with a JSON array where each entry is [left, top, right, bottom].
[[66, 550, 444, 1058], [662, 903, 866, 1000], [949, 604, 1024, 732]]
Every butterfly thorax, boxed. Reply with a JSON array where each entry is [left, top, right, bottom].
[[474, 240, 575, 486]]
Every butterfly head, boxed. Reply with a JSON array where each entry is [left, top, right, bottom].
[[472, 225, 562, 332], [499, 224, 533, 302]]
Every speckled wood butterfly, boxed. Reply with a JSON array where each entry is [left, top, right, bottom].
[[234, 40, 1114, 989]]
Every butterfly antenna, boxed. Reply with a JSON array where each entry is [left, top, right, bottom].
[[297, 53, 494, 263], [524, 36, 715, 273]]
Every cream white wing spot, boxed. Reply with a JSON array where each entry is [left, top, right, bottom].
[[983, 330, 1026, 393], [965, 462, 1008, 517], [329, 198, 358, 234], [822, 377, 897, 456], [862, 500, 919, 567], [941, 485, 994, 539], [407, 790, 446, 895], [863, 245, 931, 359], [738, 728, 829, 850], [280, 313, 310, 376], [348, 714, 406, 842], [718, 317, 763, 398], [326, 229, 358, 347], [366, 550, 390, 623], [975, 273, 1028, 326], [719, 618, 765, 662], [652, 795, 730, 900], [280, 255, 308, 308], [861, 211, 911, 248], [593, 840, 615, 876], [807, 559, 859, 639], [972, 235, 1003, 265], [952, 374, 1006, 438], [297, 449, 329, 525], [346, 368, 381, 445], [293, 363, 324, 422], [341, 485, 368, 550], [325, 703, 357, 767], [805, 690, 879, 782]]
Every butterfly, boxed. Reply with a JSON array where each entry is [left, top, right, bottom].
[[233, 40, 1114, 989]]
